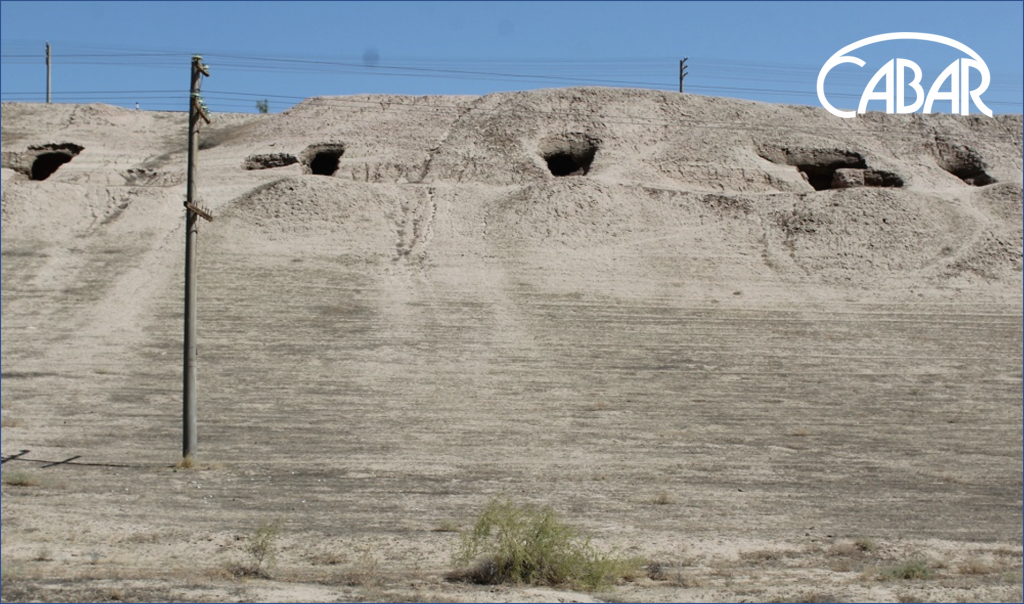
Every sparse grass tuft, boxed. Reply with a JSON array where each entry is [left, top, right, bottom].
[[646, 561, 669, 581], [433, 520, 460, 533], [879, 560, 933, 581], [32, 547, 53, 562], [342, 550, 381, 587], [174, 455, 195, 470], [652, 491, 673, 505], [448, 497, 643, 591], [853, 538, 877, 553], [310, 551, 347, 566], [1, 559, 18, 582], [1002, 568, 1023, 584], [740, 549, 784, 564], [2, 471, 40, 487], [958, 558, 997, 575], [233, 520, 280, 578], [768, 591, 841, 603]]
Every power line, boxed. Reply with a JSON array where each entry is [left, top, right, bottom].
[[3, 46, 1020, 104]]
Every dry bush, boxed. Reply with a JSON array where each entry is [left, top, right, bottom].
[[342, 550, 381, 587], [767, 592, 842, 603], [31, 547, 53, 562], [959, 558, 997, 575], [830, 542, 860, 557], [647, 561, 706, 588], [2, 471, 40, 487], [646, 561, 669, 581], [831, 539, 877, 558], [230, 520, 280, 578], [879, 560, 933, 581], [448, 497, 643, 591], [992, 546, 1022, 559], [433, 520, 460, 533], [740, 549, 783, 564], [309, 551, 347, 566], [831, 559, 858, 573], [651, 491, 673, 505]]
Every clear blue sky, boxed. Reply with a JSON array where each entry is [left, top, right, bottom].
[[1, 1, 1021, 114]]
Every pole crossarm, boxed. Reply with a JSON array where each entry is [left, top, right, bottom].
[[184, 201, 214, 222], [191, 93, 212, 124], [193, 55, 210, 77]]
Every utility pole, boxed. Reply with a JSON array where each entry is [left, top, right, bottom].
[[183, 55, 213, 461], [679, 58, 689, 94], [46, 42, 51, 103]]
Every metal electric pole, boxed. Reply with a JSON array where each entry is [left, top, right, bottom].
[[183, 55, 213, 461], [46, 42, 51, 103], [679, 58, 689, 94]]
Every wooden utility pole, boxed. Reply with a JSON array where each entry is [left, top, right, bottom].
[[679, 58, 689, 94], [46, 43, 51, 103], [183, 55, 212, 460]]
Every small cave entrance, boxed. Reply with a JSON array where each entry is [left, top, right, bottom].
[[301, 143, 346, 176], [935, 143, 996, 187], [26, 143, 84, 181], [758, 146, 903, 191], [794, 158, 866, 191], [946, 165, 996, 187], [539, 134, 599, 177]]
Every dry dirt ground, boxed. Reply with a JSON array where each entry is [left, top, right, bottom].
[[1, 88, 1022, 602]]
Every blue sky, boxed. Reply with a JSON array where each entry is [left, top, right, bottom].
[[1, 1, 1021, 115]]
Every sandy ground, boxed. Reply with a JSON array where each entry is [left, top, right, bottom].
[[1, 89, 1022, 602]]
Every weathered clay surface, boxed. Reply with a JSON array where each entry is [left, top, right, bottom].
[[2, 90, 1021, 602]]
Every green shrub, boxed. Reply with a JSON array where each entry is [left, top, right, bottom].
[[880, 560, 933, 581], [239, 520, 280, 578], [1, 471, 39, 487], [450, 497, 642, 591]]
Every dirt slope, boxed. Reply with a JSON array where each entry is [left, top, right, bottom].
[[2, 88, 1022, 602]]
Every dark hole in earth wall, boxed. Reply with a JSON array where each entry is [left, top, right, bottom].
[[934, 139, 996, 187], [301, 144, 346, 177], [540, 134, 599, 177], [22, 143, 84, 181], [758, 146, 902, 191], [31, 153, 74, 181], [942, 160, 996, 187]]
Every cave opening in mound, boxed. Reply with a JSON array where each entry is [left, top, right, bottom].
[[943, 162, 996, 187], [759, 147, 903, 191], [935, 141, 996, 187], [540, 135, 599, 177], [31, 153, 73, 181], [545, 151, 592, 176], [301, 144, 346, 176], [27, 143, 83, 181], [792, 156, 867, 191], [310, 151, 341, 176]]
